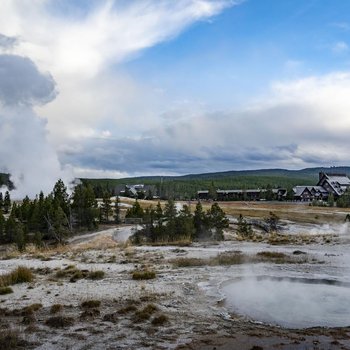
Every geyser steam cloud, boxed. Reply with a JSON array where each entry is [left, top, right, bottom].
[[0, 50, 71, 198]]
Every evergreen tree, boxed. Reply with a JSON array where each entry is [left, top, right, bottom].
[[0, 192, 3, 210], [164, 199, 177, 239], [3, 191, 11, 214], [71, 184, 98, 229], [193, 201, 206, 239], [0, 210, 5, 243], [206, 203, 229, 240], [327, 193, 335, 207], [13, 222, 26, 251], [264, 211, 280, 232], [237, 214, 253, 238], [53, 179, 70, 216], [100, 192, 112, 223], [125, 200, 144, 218], [114, 196, 121, 224], [176, 205, 194, 240]]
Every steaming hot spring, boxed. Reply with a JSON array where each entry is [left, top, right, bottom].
[[221, 276, 350, 328]]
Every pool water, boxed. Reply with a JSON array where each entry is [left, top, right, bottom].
[[222, 276, 350, 328]]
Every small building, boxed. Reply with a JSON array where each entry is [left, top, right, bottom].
[[200, 188, 287, 201]]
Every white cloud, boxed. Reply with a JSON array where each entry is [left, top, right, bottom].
[[65, 71, 350, 175], [332, 41, 349, 54], [0, 0, 235, 183]]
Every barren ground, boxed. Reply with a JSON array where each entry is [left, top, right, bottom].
[[0, 202, 350, 350]]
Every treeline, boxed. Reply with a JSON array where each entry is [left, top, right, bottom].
[[83, 176, 314, 200], [0, 180, 100, 250], [128, 200, 229, 244]]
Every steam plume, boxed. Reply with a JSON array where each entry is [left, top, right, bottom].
[[0, 52, 71, 198]]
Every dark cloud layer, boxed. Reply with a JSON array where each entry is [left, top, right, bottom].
[[0, 54, 56, 106], [60, 101, 350, 175]]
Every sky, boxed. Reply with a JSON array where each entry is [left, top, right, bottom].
[[1, 0, 350, 195]]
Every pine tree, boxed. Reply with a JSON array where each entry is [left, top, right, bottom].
[[3, 191, 11, 214], [193, 201, 206, 239], [100, 192, 112, 223], [0, 210, 5, 243], [114, 196, 121, 224], [0, 192, 3, 210], [53, 179, 70, 216], [206, 203, 229, 240]]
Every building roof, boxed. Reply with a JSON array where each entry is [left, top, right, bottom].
[[318, 173, 350, 196]]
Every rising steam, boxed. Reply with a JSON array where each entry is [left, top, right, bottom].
[[0, 51, 71, 198]]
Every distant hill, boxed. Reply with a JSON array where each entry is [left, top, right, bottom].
[[81, 166, 350, 199]]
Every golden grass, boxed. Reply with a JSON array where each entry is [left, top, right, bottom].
[[72, 235, 118, 251], [172, 250, 308, 267], [0, 266, 34, 287], [132, 270, 156, 280]]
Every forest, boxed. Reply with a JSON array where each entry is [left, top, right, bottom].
[[0, 180, 101, 250]]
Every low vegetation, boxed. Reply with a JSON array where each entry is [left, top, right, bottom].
[[172, 250, 308, 267], [55, 266, 105, 283], [151, 314, 169, 326], [134, 304, 158, 322], [0, 286, 13, 295], [0, 266, 34, 287], [50, 304, 63, 314], [0, 329, 22, 350], [81, 300, 101, 309], [87, 270, 105, 280], [132, 270, 156, 280], [130, 200, 229, 244], [45, 315, 74, 328]]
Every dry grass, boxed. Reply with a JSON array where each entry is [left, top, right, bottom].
[[172, 250, 307, 267], [73, 235, 118, 251], [151, 314, 169, 326], [45, 315, 74, 328], [81, 300, 101, 309], [0, 329, 22, 350], [172, 257, 207, 267], [118, 305, 137, 314], [55, 265, 102, 283], [147, 240, 192, 247], [134, 304, 158, 322], [21, 304, 42, 315], [256, 251, 286, 259], [0, 266, 34, 287], [0, 286, 13, 295], [50, 304, 63, 314], [87, 270, 105, 280], [211, 201, 350, 225], [132, 270, 156, 280]]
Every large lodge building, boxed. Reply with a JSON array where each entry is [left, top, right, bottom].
[[293, 172, 350, 201], [197, 172, 350, 202]]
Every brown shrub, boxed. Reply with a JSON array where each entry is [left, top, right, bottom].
[[151, 314, 169, 326], [132, 270, 156, 280], [45, 316, 74, 328], [81, 300, 101, 309], [50, 304, 63, 314]]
